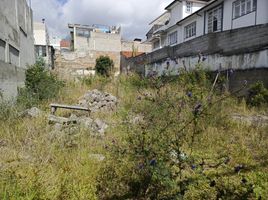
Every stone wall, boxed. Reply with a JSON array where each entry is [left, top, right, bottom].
[[55, 50, 120, 79]]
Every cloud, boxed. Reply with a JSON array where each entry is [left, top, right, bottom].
[[31, 0, 171, 40]]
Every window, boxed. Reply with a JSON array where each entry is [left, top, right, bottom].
[[186, 1, 193, 13], [153, 40, 160, 49], [208, 5, 222, 33], [35, 45, 47, 57], [0, 39, 5, 61], [233, 0, 257, 19], [168, 31, 178, 45], [184, 22, 196, 39], [9, 45, 20, 66], [76, 28, 90, 37]]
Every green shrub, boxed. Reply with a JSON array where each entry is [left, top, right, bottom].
[[95, 56, 114, 77], [17, 58, 64, 108], [247, 81, 268, 107]]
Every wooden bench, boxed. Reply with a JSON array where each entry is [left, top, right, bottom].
[[50, 103, 91, 115]]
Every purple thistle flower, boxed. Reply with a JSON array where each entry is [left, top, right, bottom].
[[191, 164, 197, 170], [150, 159, 157, 166], [234, 164, 245, 173], [187, 91, 193, 98]]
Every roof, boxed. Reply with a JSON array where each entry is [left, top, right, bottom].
[[176, 0, 220, 25], [149, 11, 170, 25], [165, 0, 210, 10]]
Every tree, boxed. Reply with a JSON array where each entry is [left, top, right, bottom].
[[95, 56, 114, 77]]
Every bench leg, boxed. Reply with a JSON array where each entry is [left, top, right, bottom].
[[51, 107, 57, 115]]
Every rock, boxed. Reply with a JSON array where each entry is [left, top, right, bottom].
[[78, 89, 118, 113], [21, 107, 43, 118], [78, 117, 94, 129], [130, 114, 145, 125], [94, 118, 108, 134], [231, 113, 268, 126], [48, 115, 78, 125], [89, 154, 105, 161], [54, 123, 63, 131]]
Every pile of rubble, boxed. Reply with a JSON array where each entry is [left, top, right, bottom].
[[78, 89, 118, 113], [231, 113, 268, 126], [48, 114, 108, 136], [20, 89, 118, 137]]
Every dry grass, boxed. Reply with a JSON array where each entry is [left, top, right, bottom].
[[0, 74, 267, 199]]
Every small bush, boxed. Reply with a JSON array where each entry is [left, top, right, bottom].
[[17, 58, 64, 108], [95, 56, 114, 77], [247, 81, 268, 107]]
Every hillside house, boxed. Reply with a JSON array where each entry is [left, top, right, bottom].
[[147, 0, 209, 50], [147, 0, 268, 51]]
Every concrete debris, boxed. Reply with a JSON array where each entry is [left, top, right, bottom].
[[78, 89, 118, 112], [94, 118, 109, 135], [48, 114, 78, 125], [231, 114, 268, 126], [48, 114, 108, 135], [21, 107, 43, 118], [130, 114, 145, 125], [89, 154, 105, 161]]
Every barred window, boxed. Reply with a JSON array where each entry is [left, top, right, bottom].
[[233, 0, 257, 19], [168, 31, 178, 45], [186, 1, 193, 13], [208, 5, 222, 33], [184, 22, 196, 39]]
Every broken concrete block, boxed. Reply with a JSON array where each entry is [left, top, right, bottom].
[[21, 107, 43, 118]]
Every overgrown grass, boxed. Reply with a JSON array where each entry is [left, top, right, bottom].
[[0, 70, 267, 199]]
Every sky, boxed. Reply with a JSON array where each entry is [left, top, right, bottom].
[[31, 0, 171, 40]]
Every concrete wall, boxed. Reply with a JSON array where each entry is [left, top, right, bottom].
[[169, 2, 182, 27], [223, 0, 268, 30], [121, 41, 152, 53], [75, 32, 121, 52], [0, 0, 35, 100], [33, 22, 48, 46], [125, 24, 268, 90]]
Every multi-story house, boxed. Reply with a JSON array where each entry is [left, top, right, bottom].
[[147, 0, 210, 51], [147, 0, 268, 51], [0, 0, 35, 99]]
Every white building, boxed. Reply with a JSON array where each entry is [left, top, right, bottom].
[[50, 35, 61, 50], [33, 21, 54, 69], [147, 0, 209, 50], [147, 0, 268, 51]]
